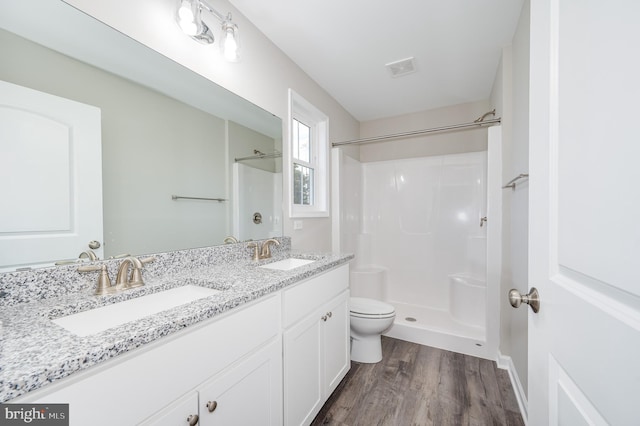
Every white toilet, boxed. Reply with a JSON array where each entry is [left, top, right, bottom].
[[349, 297, 396, 363]]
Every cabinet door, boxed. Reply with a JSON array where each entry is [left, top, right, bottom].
[[199, 338, 282, 426], [283, 312, 323, 426], [323, 291, 350, 396], [138, 390, 198, 426]]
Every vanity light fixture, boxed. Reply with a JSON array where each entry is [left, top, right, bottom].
[[176, 0, 240, 62]]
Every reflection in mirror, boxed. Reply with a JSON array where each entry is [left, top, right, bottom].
[[232, 147, 283, 242], [0, 0, 282, 271]]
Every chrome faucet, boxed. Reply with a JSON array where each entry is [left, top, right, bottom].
[[247, 239, 280, 261], [115, 256, 155, 291]]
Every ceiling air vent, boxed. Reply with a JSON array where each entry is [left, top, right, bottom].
[[385, 57, 417, 78]]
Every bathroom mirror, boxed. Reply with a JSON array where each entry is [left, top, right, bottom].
[[0, 0, 283, 271]]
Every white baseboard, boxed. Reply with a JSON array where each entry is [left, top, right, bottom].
[[497, 351, 528, 424]]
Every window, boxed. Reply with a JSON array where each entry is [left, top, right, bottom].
[[292, 119, 313, 205], [289, 90, 329, 217]]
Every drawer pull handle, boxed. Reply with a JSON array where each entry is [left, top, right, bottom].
[[321, 315, 327, 322], [327, 311, 332, 318], [187, 414, 199, 426], [206, 400, 218, 413]]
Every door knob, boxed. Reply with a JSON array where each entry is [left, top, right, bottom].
[[508, 287, 540, 313]]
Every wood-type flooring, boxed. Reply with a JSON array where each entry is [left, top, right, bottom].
[[311, 336, 524, 426]]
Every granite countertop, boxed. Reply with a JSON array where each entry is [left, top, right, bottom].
[[0, 250, 353, 402]]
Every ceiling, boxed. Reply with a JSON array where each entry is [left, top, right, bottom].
[[229, 0, 524, 122]]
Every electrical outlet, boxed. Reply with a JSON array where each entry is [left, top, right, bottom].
[[293, 220, 303, 230]]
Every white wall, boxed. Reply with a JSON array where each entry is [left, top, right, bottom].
[[491, 0, 530, 402], [65, 0, 360, 252]]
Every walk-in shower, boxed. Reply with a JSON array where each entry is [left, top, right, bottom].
[[333, 124, 501, 359]]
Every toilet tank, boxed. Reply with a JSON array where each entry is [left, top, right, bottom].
[[349, 267, 387, 300]]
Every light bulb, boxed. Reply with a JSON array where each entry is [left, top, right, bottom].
[[179, 20, 198, 36], [177, 0, 199, 36], [223, 28, 238, 61], [178, 3, 194, 21]]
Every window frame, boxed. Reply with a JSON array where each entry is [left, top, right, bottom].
[[288, 89, 329, 218]]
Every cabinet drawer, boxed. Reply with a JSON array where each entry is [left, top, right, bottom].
[[282, 264, 349, 328]]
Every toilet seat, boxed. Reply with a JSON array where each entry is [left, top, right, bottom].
[[350, 297, 395, 319]]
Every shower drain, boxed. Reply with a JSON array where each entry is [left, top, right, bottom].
[[405, 317, 417, 322]]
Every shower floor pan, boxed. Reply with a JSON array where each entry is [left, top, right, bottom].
[[384, 302, 489, 359]]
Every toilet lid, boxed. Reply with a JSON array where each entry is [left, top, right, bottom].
[[350, 297, 395, 316]]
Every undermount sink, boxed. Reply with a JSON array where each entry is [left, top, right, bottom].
[[260, 258, 316, 271], [51, 285, 220, 337]]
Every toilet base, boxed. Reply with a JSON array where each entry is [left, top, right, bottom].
[[350, 334, 383, 363]]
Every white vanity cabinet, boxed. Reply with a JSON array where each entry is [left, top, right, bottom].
[[14, 294, 281, 426], [282, 265, 350, 426]]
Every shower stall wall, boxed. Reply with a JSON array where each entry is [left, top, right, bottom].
[[336, 135, 501, 360]]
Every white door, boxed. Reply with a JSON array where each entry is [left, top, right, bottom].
[[0, 80, 103, 270], [528, 1, 640, 424]]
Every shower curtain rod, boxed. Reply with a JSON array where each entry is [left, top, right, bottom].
[[331, 117, 501, 147]]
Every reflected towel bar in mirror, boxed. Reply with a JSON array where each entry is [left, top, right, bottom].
[[171, 195, 227, 202]]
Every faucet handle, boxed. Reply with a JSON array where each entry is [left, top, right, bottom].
[[107, 253, 130, 260], [139, 256, 156, 267], [78, 264, 115, 295]]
